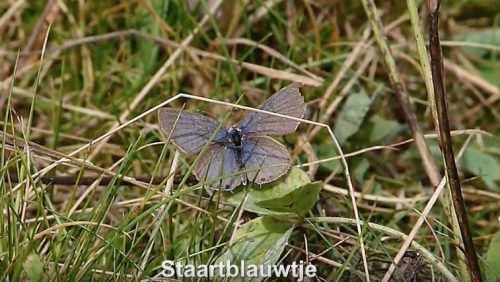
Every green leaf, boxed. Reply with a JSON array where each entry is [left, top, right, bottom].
[[403, 139, 444, 166], [369, 115, 401, 143], [313, 144, 342, 171], [225, 167, 319, 218], [485, 231, 500, 282], [214, 217, 294, 282], [334, 89, 372, 144], [23, 253, 43, 282], [353, 157, 370, 182], [461, 145, 500, 191], [256, 182, 321, 217]]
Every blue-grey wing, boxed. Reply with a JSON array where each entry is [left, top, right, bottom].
[[194, 144, 243, 191], [240, 83, 305, 136], [242, 136, 291, 184], [158, 108, 227, 154]]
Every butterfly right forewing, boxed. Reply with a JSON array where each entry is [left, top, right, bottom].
[[240, 83, 305, 136]]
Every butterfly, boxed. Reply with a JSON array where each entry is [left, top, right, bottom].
[[158, 83, 305, 191]]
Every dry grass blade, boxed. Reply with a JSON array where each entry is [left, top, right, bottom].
[[318, 26, 371, 109], [444, 59, 500, 118], [18, 0, 59, 71], [0, 0, 26, 33], [223, 37, 324, 82]]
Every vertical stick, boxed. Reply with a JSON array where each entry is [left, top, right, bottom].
[[427, 1, 482, 281]]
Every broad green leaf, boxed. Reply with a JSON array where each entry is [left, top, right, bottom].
[[225, 168, 319, 218], [214, 217, 294, 282], [23, 253, 43, 282], [485, 231, 500, 282], [462, 145, 500, 191], [256, 182, 321, 217], [334, 89, 372, 144], [369, 115, 401, 143]]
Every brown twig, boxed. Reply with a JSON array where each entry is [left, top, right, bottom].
[[6, 173, 196, 187], [427, 1, 482, 281]]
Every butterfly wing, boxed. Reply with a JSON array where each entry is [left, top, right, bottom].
[[241, 136, 291, 184], [158, 108, 228, 154], [194, 144, 243, 191], [240, 83, 305, 136]]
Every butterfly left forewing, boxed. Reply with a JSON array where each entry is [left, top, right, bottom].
[[158, 108, 227, 154]]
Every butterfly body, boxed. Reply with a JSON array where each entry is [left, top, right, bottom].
[[159, 83, 305, 191], [223, 127, 248, 186]]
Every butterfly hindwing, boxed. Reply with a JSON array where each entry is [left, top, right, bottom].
[[194, 144, 243, 191], [241, 136, 291, 184]]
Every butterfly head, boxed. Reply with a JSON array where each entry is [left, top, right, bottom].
[[227, 126, 243, 147]]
